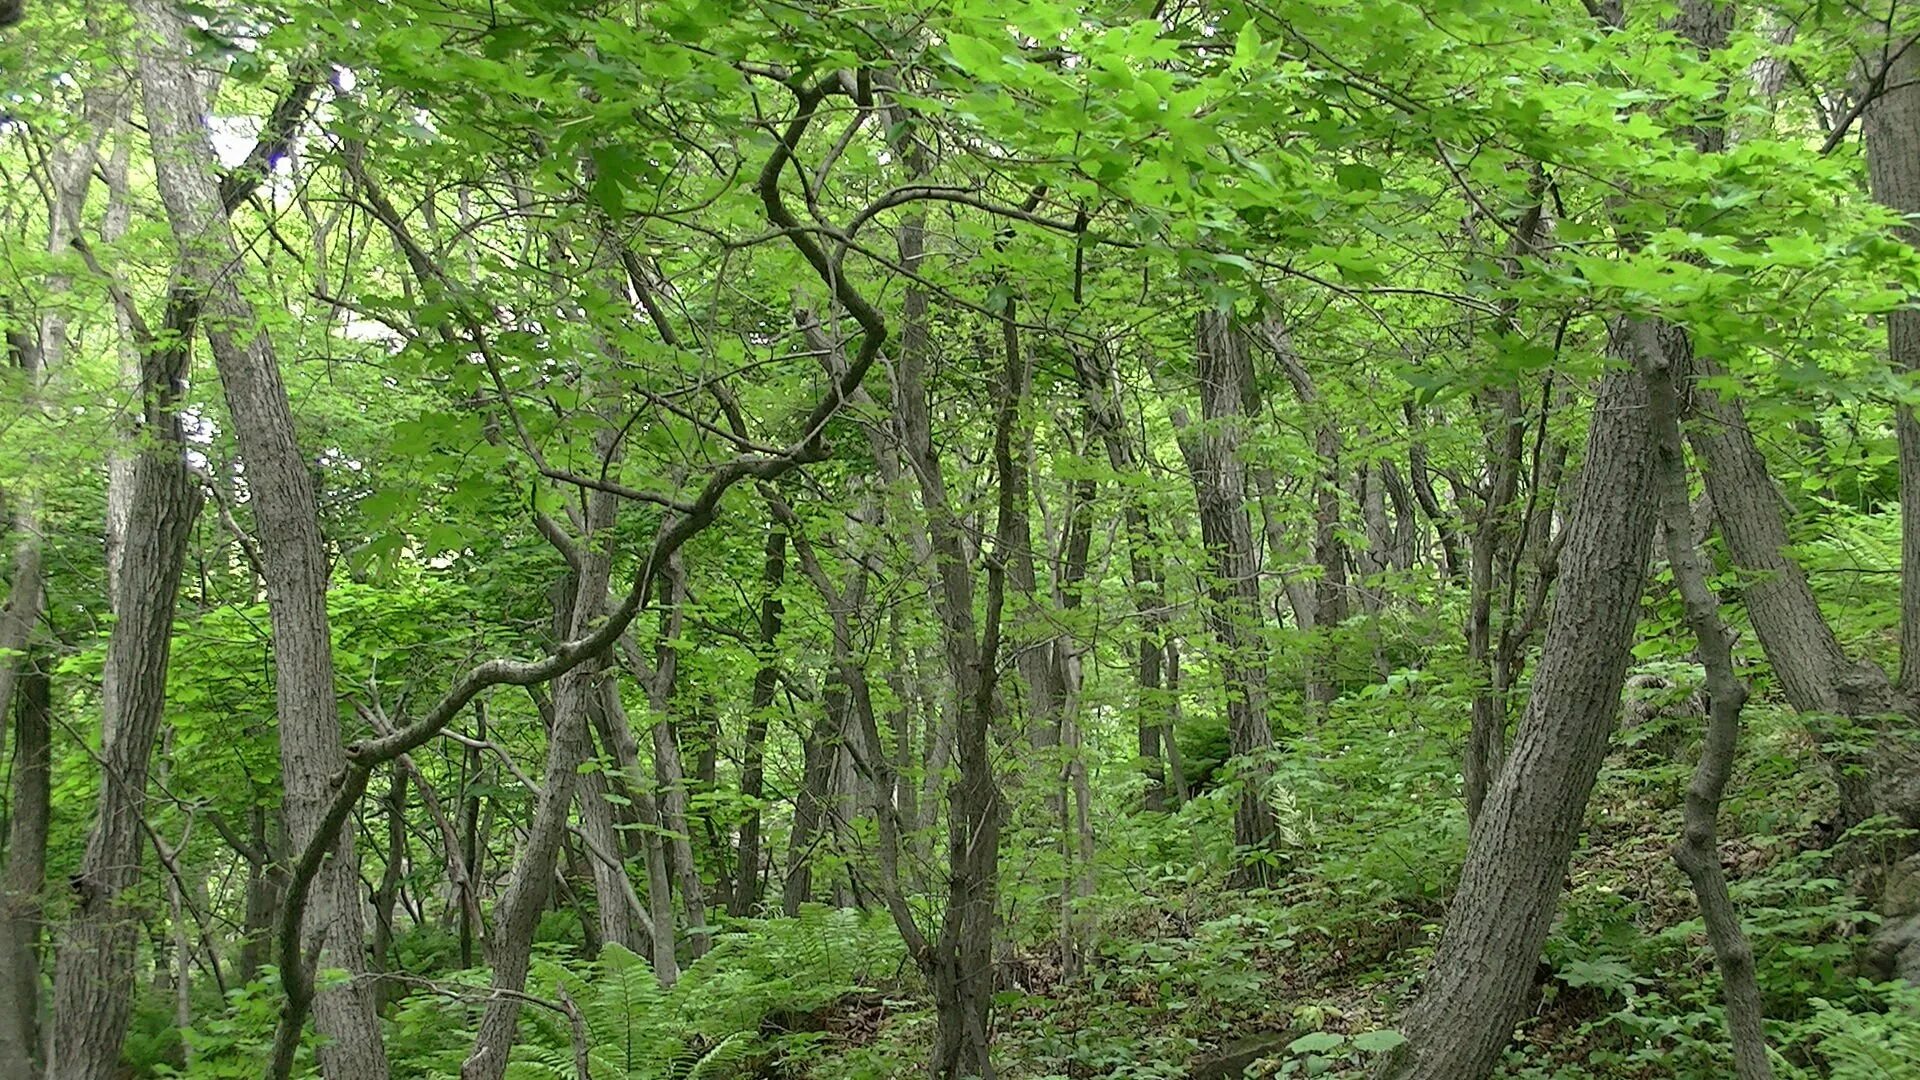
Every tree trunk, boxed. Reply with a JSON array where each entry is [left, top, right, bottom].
[[593, 684, 678, 985], [1254, 318, 1347, 700], [0, 657, 51, 1078], [623, 563, 710, 956], [236, 807, 286, 983], [1177, 312, 1278, 883], [133, 12, 387, 1070], [459, 705, 486, 970], [725, 518, 779, 910], [1858, 6, 1920, 977], [1070, 345, 1178, 809], [46, 212, 200, 1080], [370, 767, 410, 1012], [1638, 323, 1773, 1079], [1376, 355, 1657, 1080], [463, 444, 619, 1080], [783, 697, 835, 917]]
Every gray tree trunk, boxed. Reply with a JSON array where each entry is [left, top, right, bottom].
[[0, 658, 51, 1078], [132, 9, 387, 1071], [732, 522, 785, 914], [463, 449, 619, 1080], [1177, 312, 1278, 883], [1376, 354, 1657, 1080], [1638, 324, 1773, 1079]]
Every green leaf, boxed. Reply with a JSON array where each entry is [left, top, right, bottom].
[[1288, 1031, 1347, 1054], [1351, 1029, 1408, 1053]]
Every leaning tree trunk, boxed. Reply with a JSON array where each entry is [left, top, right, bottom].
[[46, 144, 202, 1080], [134, 10, 388, 1071], [463, 451, 618, 1080], [1376, 352, 1658, 1080]]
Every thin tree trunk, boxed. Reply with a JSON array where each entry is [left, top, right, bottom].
[[463, 445, 618, 1080], [1638, 322, 1773, 1080], [370, 767, 410, 1012], [1163, 638, 1190, 804], [593, 684, 678, 986], [460, 704, 486, 970], [1070, 345, 1178, 809], [733, 522, 787, 914], [1253, 319, 1347, 700], [1463, 193, 1547, 824], [619, 563, 709, 955]]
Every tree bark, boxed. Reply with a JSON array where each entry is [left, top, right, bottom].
[[1638, 324, 1773, 1079], [1376, 354, 1657, 1080], [0, 656, 51, 1078], [1254, 318, 1347, 700], [729, 515, 783, 914], [620, 562, 710, 956], [592, 685, 678, 986], [1178, 312, 1278, 883], [463, 448, 619, 1080], [370, 767, 410, 1012], [133, 12, 387, 1071], [1070, 345, 1179, 809], [46, 89, 203, 1075]]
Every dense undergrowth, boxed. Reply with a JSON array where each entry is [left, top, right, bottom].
[[123, 519, 1920, 1080]]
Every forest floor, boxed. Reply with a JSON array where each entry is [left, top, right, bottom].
[[787, 686, 1916, 1080]]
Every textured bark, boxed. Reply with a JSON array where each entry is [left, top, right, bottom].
[[578, 754, 648, 956], [1377, 357, 1657, 1080], [1686, 374, 1855, 713], [233, 807, 286, 983], [47, 386, 196, 1080], [1865, 10, 1920, 737], [1686, 352, 1920, 836], [0, 658, 50, 1078], [1637, 327, 1773, 1079], [133, 11, 386, 1072], [1858, 9, 1920, 976], [1177, 313, 1278, 882], [46, 95, 201, 1077]]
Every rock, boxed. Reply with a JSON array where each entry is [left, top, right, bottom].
[[1867, 912, 1920, 983], [1882, 854, 1920, 918], [1189, 1032, 1292, 1079]]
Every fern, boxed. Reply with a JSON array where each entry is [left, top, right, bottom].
[[502, 906, 905, 1079]]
